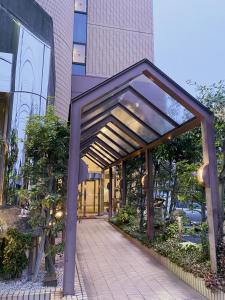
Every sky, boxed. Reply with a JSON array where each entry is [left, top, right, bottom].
[[153, 0, 225, 96]]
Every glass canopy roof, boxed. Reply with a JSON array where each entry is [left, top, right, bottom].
[[75, 59, 210, 169]]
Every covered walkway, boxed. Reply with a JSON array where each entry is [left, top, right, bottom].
[[77, 220, 204, 300]]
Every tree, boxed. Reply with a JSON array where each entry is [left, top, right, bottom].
[[18, 106, 69, 281], [4, 129, 18, 205]]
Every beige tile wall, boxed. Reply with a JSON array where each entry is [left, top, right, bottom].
[[86, 0, 154, 77], [35, 0, 74, 121]]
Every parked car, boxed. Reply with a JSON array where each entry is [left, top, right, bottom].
[[175, 202, 207, 225]]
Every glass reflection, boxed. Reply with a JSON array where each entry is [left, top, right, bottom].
[[82, 96, 118, 124], [97, 133, 127, 156], [11, 25, 51, 181], [92, 144, 116, 162], [0, 53, 13, 92], [73, 44, 86, 64], [130, 74, 193, 125], [119, 91, 174, 135], [81, 111, 110, 132], [101, 127, 134, 153], [74, 0, 87, 12], [73, 13, 87, 43], [111, 107, 157, 143], [107, 122, 140, 148], [86, 154, 104, 168], [90, 147, 112, 164]]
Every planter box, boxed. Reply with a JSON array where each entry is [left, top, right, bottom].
[[111, 223, 225, 300]]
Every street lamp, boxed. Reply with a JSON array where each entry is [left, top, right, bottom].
[[55, 210, 63, 219], [197, 164, 209, 187]]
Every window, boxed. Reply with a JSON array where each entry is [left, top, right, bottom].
[[72, 64, 85, 76], [73, 44, 85, 64], [74, 0, 87, 13], [72, 1, 87, 76], [73, 13, 87, 43]]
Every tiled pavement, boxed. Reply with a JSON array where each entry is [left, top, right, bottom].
[[77, 219, 205, 300]]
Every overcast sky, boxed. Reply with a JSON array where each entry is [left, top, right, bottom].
[[153, 0, 225, 96]]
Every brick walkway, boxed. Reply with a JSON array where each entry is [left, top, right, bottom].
[[77, 219, 205, 300]]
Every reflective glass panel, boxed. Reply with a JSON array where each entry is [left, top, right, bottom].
[[86, 154, 104, 168], [12, 25, 50, 179], [97, 133, 127, 156], [72, 64, 86, 76], [92, 144, 116, 162], [111, 107, 157, 143], [90, 147, 112, 164], [0, 53, 12, 92], [95, 141, 120, 159], [130, 74, 194, 124], [82, 96, 118, 124], [81, 111, 110, 132], [15, 26, 51, 96], [41, 47, 51, 98], [74, 0, 87, 12], [119, 91, 174, 135], [74, 13, 87, 43], [82, 84, 128, 113], [73, 44, 86, 63], [107, 122, 140, 148], [101, 127, 134, 153]]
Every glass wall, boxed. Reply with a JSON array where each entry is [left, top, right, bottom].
[[11, 26, 51, 185], [0, 5, 52, 204]]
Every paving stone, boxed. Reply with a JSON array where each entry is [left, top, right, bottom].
[[77, 219, 205, 300]]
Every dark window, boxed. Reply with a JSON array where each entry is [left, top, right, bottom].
[[73, 13, 87, 43], [74, 0, 87, 12], [72, 64, 86, 76]]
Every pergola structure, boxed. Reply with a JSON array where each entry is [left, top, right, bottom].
[[63, 59, 220, 295]]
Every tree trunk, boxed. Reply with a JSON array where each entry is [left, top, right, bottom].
[[32, 231, 46, 282]]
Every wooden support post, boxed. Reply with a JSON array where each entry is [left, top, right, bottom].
[[109, 167, 113, 219], [145, 149, 154, 240], [93, 180, 96, 213], [83, 181, 87, 217], [100, 171, 105, 215], [98, 179, 101, 216], [63, 103, 81, 296], [122, 161, 127, 206], [113, 166, 117, 213], [201, 119, 220, 273]]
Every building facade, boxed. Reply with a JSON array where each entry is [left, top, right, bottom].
[[72, 0, 154, 78], [35, 0, 74, 121]]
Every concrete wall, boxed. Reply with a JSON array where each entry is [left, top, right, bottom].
[[86, 0, 154, 78], [35, 0, 74, 121]]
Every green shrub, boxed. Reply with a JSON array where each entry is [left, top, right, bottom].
[[164, 221, 179, 239], [0, 228, 32, 279], [153, 238, 209, 277], [114, 205, 137, 226]]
